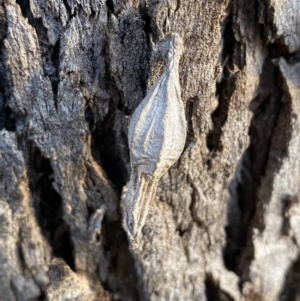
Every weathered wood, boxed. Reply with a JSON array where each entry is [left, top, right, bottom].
[[0, 0, 300, 300]]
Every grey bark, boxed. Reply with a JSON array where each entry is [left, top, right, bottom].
[[0, 0, 299, 300]]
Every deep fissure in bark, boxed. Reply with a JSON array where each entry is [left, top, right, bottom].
[[83, 13, 142, 299], [220, 11, 234, 64], [285, 50, 300, 65], [280, 194, 298, 237], [224, 51, 292, 282], [0, 40, 16, 131], [29, 147, 75, 270], [279, 254, 300, 301], [15, 0, 29, 16], [101, 218, 140, 301], [91, 115, 128, 195], [139, 2, 157, 49], [106, 0, 114, 14], [62, 0, 72, 17], [223, 0, 291, 275], [50, 38, 60, 107], [90, 20, 129, 193], [38, 292, 46, 301], [189, 180, 204, 229], [205, 274, 234, 301], [207, 8, 236, 153], [0, 98, 16, 131], [1, 0, 300, 298], [185, 97, 197, 148], [21, 3, 61, 109], [0, 13, 10, 131], [85, 105, 95, 132]]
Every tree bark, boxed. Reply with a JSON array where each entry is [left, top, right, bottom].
[[0, 0, 300, 300]]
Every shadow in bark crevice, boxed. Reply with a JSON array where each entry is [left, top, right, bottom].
[[207, 6, 239, 153], [279, 254, 300, 301], [49, 38, 60, 108], [205, 274, 234, 301], [223, 55, 292, 284], [0, 43, 16, 131], [139, 3, 159, 49], [0, 99, 16, 131], [28, 147, 75, 270], [23, 8, 61, 109], [88, 6, 155, 299], [90, 113, 129, 195], [184, 97, 197, 149], [86, 81, 138, 300], [62, 0, 73, 18], [223, 0, 294, 285], [15, 0, 30, 17], [101, 218, 140, 301], [106, 0, 115, 14], [88, 24, 130, 194], [280, 194, 298, 237]]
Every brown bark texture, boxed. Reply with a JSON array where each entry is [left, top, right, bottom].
[[0, 0, 300, 300]]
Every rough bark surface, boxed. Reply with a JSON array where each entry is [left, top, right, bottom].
[[0, 0, 299, 300]]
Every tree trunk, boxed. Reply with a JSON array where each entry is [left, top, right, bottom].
[[0, 0, 299, 300]]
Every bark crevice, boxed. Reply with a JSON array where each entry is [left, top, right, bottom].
[[205, 274, 235, 301], [279, 254, 300, 301], [91, 115, 128, 195], [207, 5, 237, 153], [0, 38, 16, 131], [29, 147, 75, 270], [49, 38, 60, 108], [101, 219, 140, 301], [224, 49, 292, 283], [15, 0, 29, 17], [1, 0, 300, 299]]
